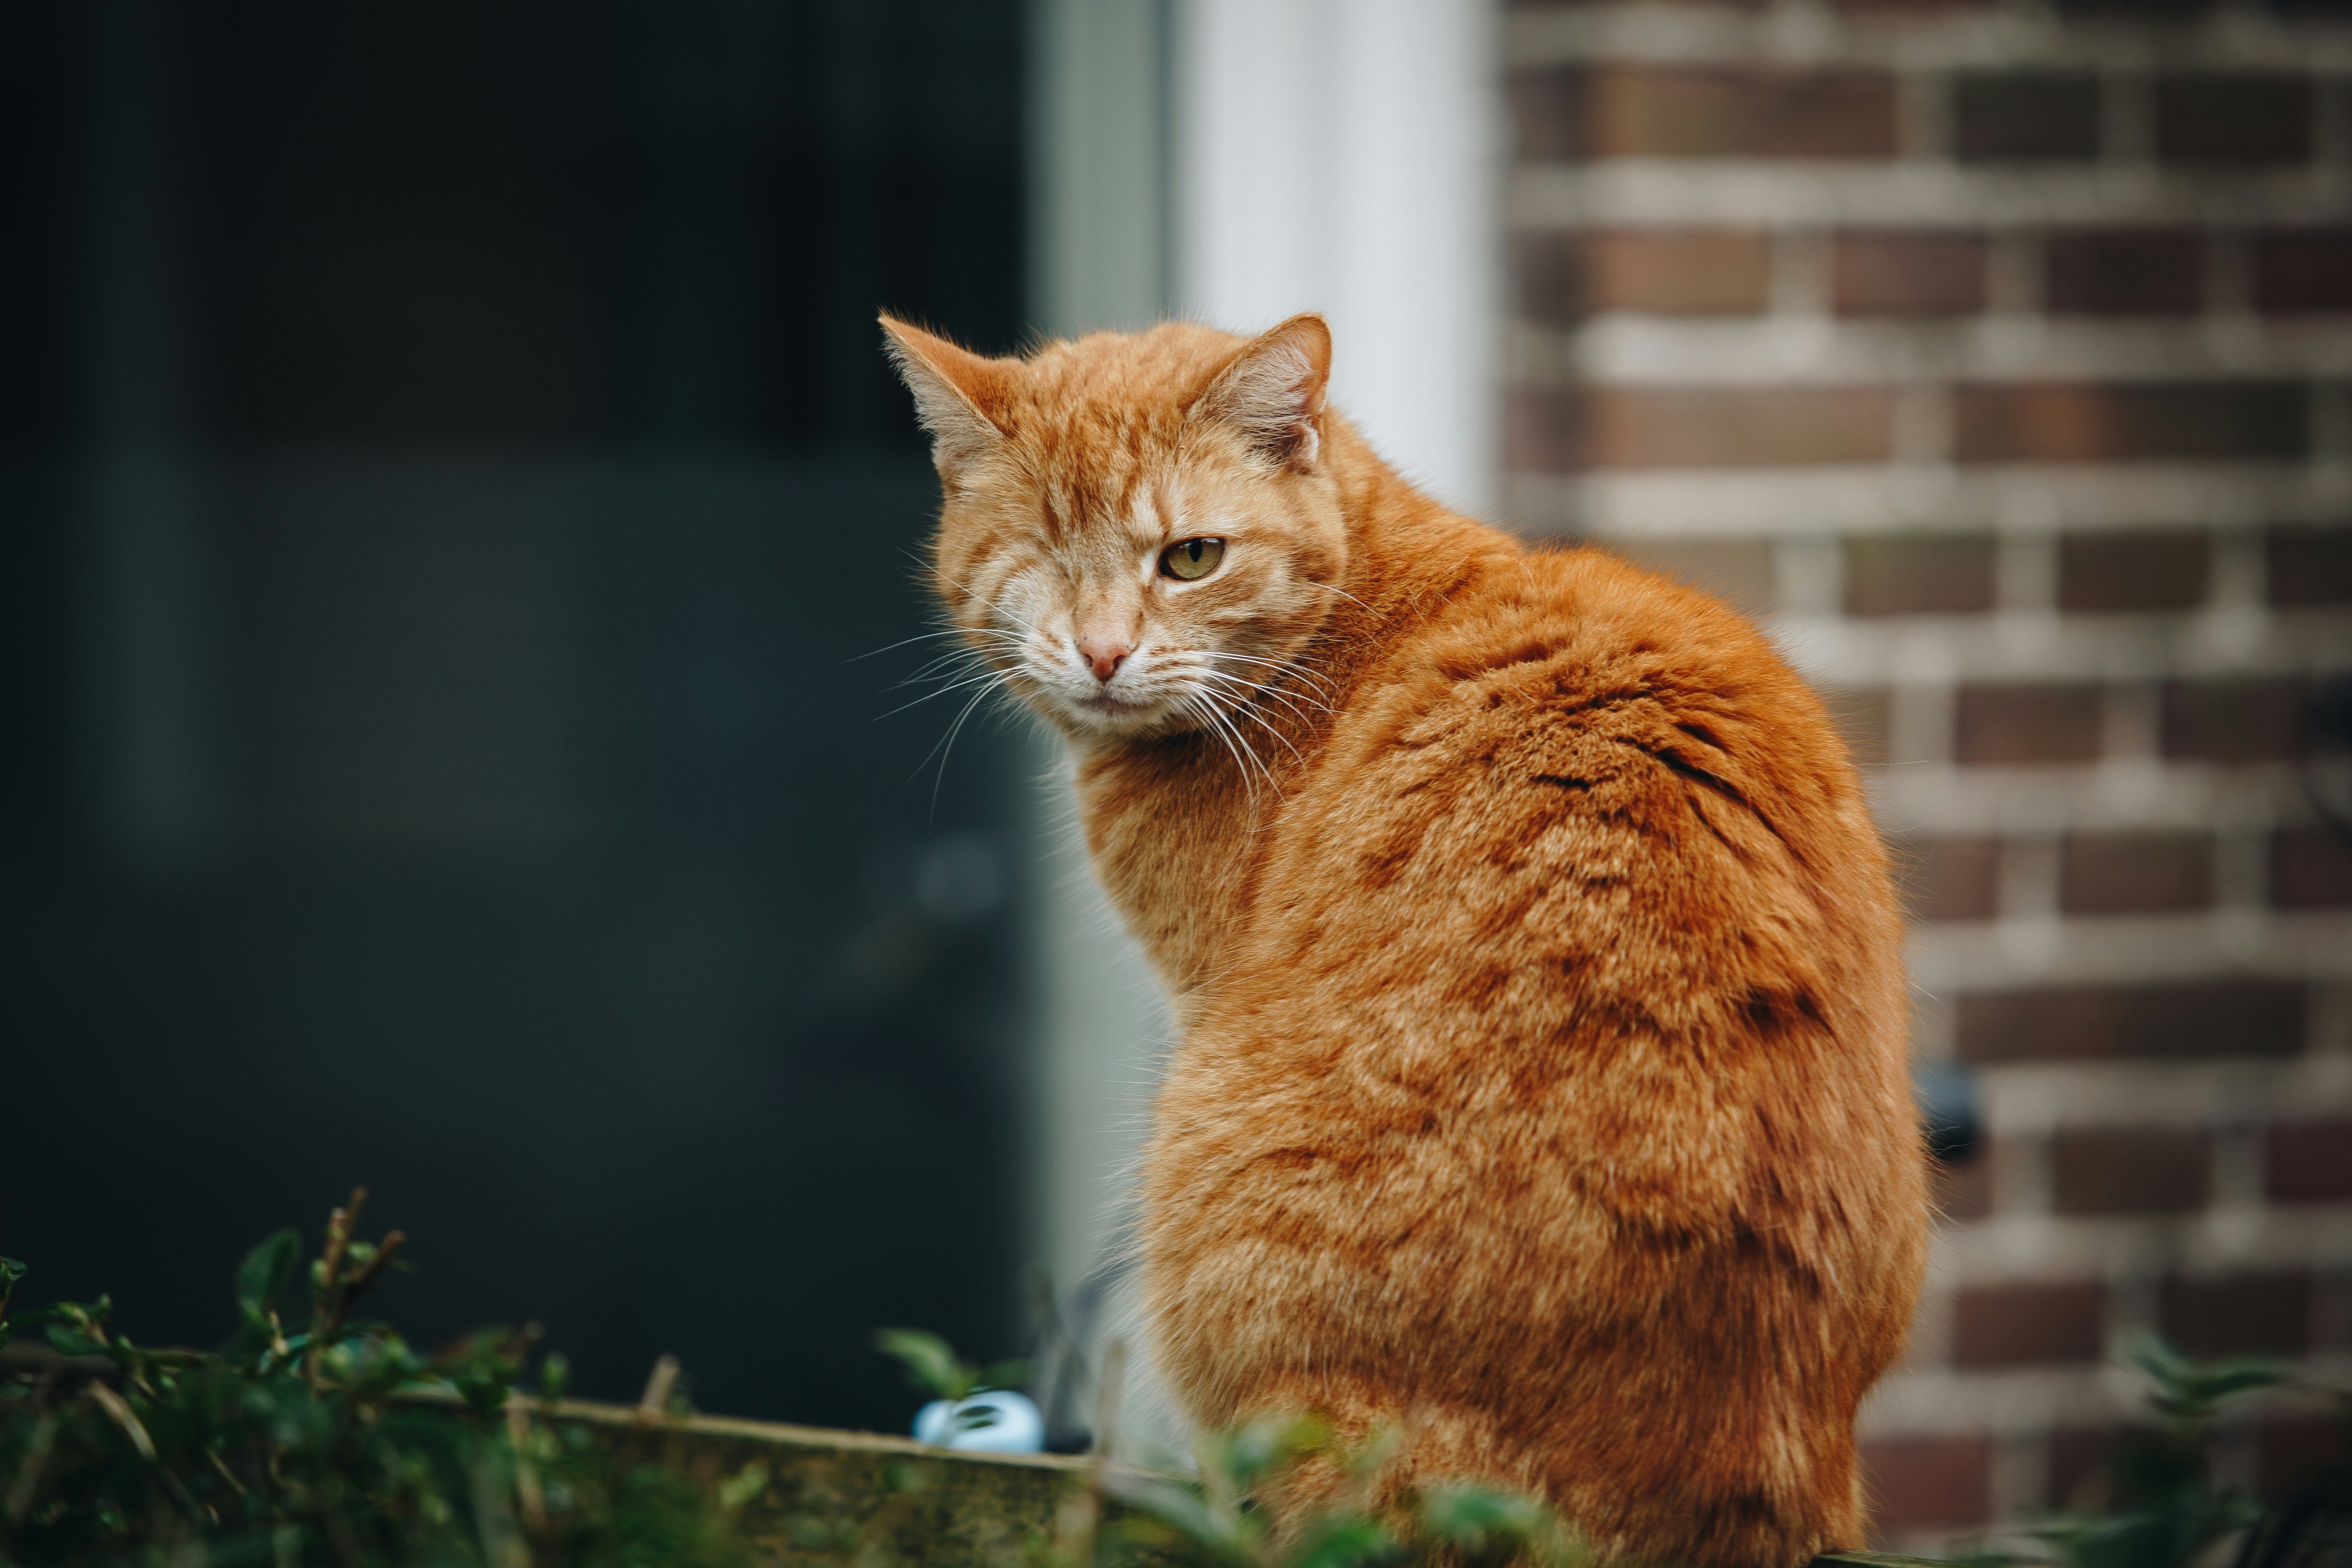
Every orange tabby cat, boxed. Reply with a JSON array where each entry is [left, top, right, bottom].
[[882, 311, 1928, 1568]]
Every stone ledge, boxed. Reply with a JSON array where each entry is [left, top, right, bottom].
[[545, 1396, 1948, 1568]]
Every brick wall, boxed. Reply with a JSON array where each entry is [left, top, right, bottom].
[[1504, 0, 2352, 1550]]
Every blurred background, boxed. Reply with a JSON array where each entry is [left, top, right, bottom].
[[4, 0, 2350, 1546], [0, 0, 1036, 1430]]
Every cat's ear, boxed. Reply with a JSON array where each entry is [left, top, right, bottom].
[[1193, 313, 1332, 472], [880, 315, 1016, 479]]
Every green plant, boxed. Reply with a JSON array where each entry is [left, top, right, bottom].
[[2036, 1338, 2282, 1568], [1961, 1335, 2308, 1568], [1105, 1411, 1585, 1568], [0, 1189, 764, 1568], [875, 1329, 1030, 1439]]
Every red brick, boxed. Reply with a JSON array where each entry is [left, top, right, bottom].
[[1513, 236, 1574, 325], [2058, 531, 2209, 612], [1953, 1281, 2105, 1366], [2159, 1271, 2312, 1357], [2060, 832, 2214, 914], [2259, 1417, 2352, 1503], [1956, 980, 2307, 1063], [2156, 76, 2314, 166], [2266, 1118, 2352, 1203], [1954, 74, 2101, 163], [1508, 386, 1894, 472], [1506, 391, 1574, 473], [1831, 232, 1989, 316], [1844, 534, 1997, 616], [1510, 70, 1584, 161], [2266, 524, 2352, 606], [1513, 66, 1900, 161], [1513, 231, 1773, 325], [2050, 1127, 2210, 1213], [2161, 678, 2309, 762], [2045, 229, 2206, 316], [2255, 229, 2352, 315], [2272, 827, 2352, 910], [1860, 1436, 1991, 1534], [1954, 683, 2104, 765], [1953, 382, 2310, 464], [1825, 687, 1894, 768], [1895, 836, 2003, 922]]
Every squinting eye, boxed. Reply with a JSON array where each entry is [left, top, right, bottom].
[[1160, 537, 1225, 582]]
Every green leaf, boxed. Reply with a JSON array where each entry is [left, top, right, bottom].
[[1287, 1515, 1398, 1568], [2188, 1360, 2282, 1400], [1418, 1485, 1547, 1545], [1212, 1411, 1331, 1491], [1116, 1477, 1235, 1550], [1416, 1483, 1587, 1568], [873, 1327, 973, 1400], [236, 1227, 303, 1317], [2124, 1333, 2191, 1383], [717, 1460, 770, 1513], [46, 1322, 105, 1357], [0, 1299, 65, 1350], [979, 1357, 1030, 1393]]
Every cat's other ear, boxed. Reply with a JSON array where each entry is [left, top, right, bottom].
[[879, 315, 1016, 479], [1194, 313, 1332, 472]]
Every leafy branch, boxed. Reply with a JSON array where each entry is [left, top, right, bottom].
[[0, 1192, 763, 1568]]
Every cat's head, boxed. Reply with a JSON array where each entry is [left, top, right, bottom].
[[880, 314, 1348, 744]]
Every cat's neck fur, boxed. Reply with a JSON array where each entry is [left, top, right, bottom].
[[1069, 415, 1514, 1009]]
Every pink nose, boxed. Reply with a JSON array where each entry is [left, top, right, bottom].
[[1078, 637, 1131, 683]]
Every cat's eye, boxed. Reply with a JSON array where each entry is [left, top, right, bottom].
[[1160, 537, 1225, 582]]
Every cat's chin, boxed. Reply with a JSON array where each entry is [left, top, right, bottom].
[[1051, 689, 1184, 740]]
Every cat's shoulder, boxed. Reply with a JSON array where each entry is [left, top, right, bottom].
[[1387, 541, 1814, 720], [1332, 539, 1856, 812]]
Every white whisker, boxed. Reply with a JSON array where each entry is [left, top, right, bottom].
[[922, 681, 1004, 818], [1207, 648, 1336, 695], [875, 665, 1019, 721], [1191, 666, 1326, 726], [1179, 692, 1264, 805], [894, 637, 1029, 688], [1212, 689, 1308, 765], [1302, 578, 1371, 612], [848, 623, 1025, 664], [1187, 689, 1279, 800], [1194, 674, 1331, 727]]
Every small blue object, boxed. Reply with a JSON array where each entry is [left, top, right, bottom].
[[913, 1390, 1044, 1453]]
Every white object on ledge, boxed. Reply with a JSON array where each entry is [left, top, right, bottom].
[[912, 1390, 1045, 1453]]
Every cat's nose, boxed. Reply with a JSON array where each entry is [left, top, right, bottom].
[[1077, 636, 1132, 683]]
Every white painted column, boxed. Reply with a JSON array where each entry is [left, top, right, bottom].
[[1175, 0, 1500, 517]]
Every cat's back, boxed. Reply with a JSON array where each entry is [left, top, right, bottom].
[[1250, 540, 1897, 1002]]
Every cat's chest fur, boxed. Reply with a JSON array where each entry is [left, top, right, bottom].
[[1070, 728, 1297, 1014]]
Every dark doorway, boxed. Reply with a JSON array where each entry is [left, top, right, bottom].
[[1, 0, 1033, 1431]]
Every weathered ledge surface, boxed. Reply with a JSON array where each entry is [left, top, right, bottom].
[[555, 1397, 1942, 1568]]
